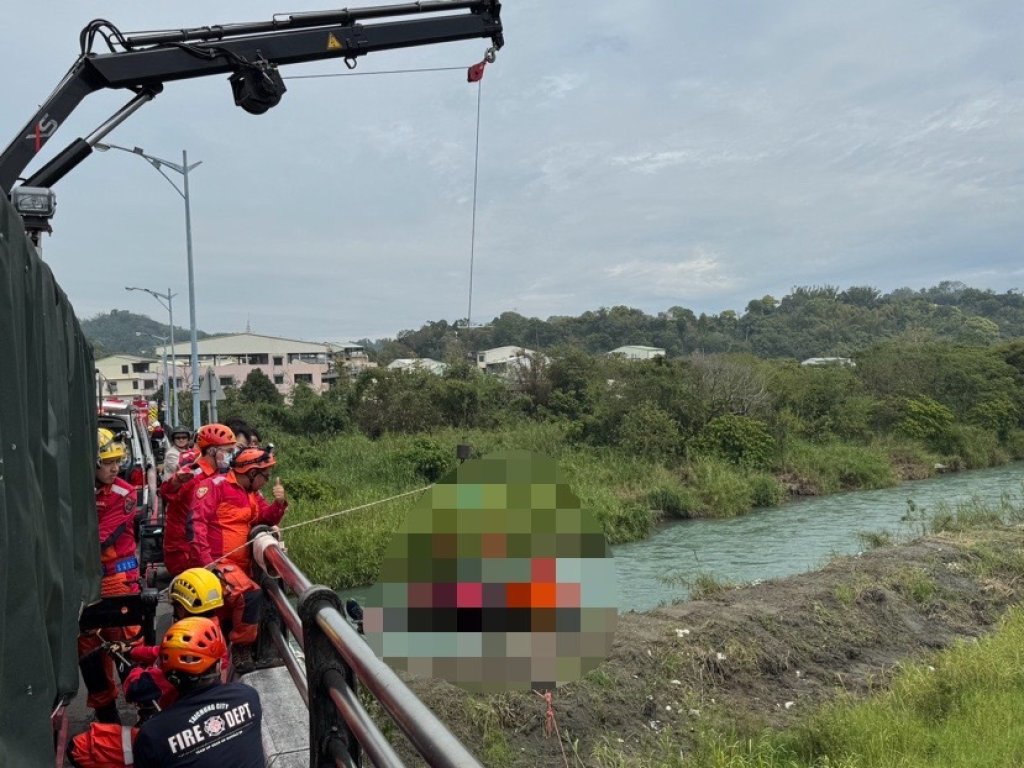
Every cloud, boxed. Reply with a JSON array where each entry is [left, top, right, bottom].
[[604, 250, 736, 298]]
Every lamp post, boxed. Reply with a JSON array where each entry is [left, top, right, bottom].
[[97, 141, 203, 430], [126, 285, 178, 424], [137, 331, 171, 425]]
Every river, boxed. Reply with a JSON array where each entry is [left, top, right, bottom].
[[612, 463, 1024, 613]]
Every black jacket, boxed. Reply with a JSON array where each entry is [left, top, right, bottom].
[[133, 681, 264, 768]]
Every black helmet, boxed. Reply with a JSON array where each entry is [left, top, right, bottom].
[[170, 425, 192, 439]]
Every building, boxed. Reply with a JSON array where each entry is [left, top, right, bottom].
[[95, 355, 162, 398], [387, 358, 448, 375], [608, 345, 666, 361], [475, 346, 538, 376], [156, 333, 371, 396]]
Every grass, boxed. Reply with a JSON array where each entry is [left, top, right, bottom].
[[689, 572, 738, 600], [779, 440, 896, 495], [601, 605, 1024, 768], [855, 530, 892, 549], [928, 492, 1024, 534]]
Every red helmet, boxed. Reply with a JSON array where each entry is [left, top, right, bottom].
[[231, 447, 276, 474], [160, 617, 226, 676], [195, 424, 236, 452]]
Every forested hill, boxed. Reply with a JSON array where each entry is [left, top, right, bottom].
[[82, 309, 209, 358], [378, 282, 1024, 362]]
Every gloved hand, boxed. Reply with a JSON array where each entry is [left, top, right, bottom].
[[272, 477, 286, 503], [105, 641, 131, 657]]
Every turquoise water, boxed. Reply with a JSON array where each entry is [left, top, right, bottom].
[[613, 463, 1024, 612]]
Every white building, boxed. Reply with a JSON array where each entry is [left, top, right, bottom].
[[476, 346, 538, 376], [156, 333, 372, 396], [387, 358, 448, 375], [95, 355, 168, 398], [608, 345, 666, 360]]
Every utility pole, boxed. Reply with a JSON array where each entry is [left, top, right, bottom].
[[102, 142, 202, 429]]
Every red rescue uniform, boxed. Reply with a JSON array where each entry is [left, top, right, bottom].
[[188, 471, 287, 574], [187, 472, 287, 645], [96, 477, 141, 595], [160, 456, 218, 576], [79, 477, 141, 710]]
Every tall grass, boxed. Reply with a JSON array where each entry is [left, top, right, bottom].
[[779, 440, 896, 494], [669, 606, 1024, 767]]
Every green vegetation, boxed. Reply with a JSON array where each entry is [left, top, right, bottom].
[[682, 606, 1024, 767], [370, 282, 1024, 362], [192, 312, 1024, 589]]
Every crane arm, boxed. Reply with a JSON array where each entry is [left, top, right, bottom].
[[0, 0, 503, 194]]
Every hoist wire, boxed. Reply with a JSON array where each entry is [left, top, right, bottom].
[[467, 78, 483, 328], [282, 65, 467, 79], [283, 60, 490, 327]]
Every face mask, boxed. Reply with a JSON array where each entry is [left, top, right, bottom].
[[217, 450, 234, 470]]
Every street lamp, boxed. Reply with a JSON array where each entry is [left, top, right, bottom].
[[126, 285, 178, 425], [96, 141, 203, 430], [137, 331, 171, 425]]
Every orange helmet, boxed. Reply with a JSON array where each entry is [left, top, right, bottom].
[[159, 617, 226, 676], [194, 423, 236, 452], [231, 447, 276, 474]]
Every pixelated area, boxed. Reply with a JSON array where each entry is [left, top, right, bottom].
[[363, 450, 618, 692]]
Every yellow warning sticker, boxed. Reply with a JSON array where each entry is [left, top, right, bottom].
[[327, 33, 343, 50]]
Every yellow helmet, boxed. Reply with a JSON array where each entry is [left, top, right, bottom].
[[169, 568, 225, 615], [97, 428, 126, 463]]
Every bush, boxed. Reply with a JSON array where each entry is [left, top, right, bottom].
[[692, 414, 775, 469], [940, 425, 1007, 469], [616, 402, 681, 461], [781, 439, 895, 494], [284, 472, 333, 503], [1004, 429, 1024, 460], [896, 396, 955, 448], [646, 483, 699, 519], [968, 396, 1019, 440], [748, 472, 785, 507], [686, 457, 754, 518], [396, 437, 454, 482]]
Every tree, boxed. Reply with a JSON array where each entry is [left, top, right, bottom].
[[239, 369, 283, 406]]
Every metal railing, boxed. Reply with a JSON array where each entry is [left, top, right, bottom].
[[249, 528, 483, 768]]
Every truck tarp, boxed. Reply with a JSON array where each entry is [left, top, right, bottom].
[[0, 195, 99, 765]]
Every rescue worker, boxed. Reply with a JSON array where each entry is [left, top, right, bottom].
[[223, 418, 256, 452], [68, 571, 229, 766], [78, 428, 142, 724], [160, 424, 236, 576], [123, 568, 229, 713], [132, 617, 265, 767], [161, 425, 193, 481], [188, 448, 287, 667]]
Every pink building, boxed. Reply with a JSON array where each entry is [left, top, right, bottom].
[[156, 332, 373, 397]]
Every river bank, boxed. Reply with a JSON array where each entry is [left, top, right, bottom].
[[400, 524, 1024, 766]]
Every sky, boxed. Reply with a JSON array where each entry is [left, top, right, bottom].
[[2, 1, 1022, 342]]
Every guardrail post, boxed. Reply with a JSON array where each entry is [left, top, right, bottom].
[[298, 585, 360, 767]]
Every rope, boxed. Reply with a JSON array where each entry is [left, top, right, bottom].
[[466, 76, 483, 327], [283, 65, 467, 80], [534, 690, 571, 768], [201, 483, 433, 569]]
